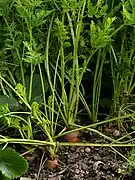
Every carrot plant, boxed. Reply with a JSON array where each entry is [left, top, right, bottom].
[[108, 0, 135, 128], [51, 0, 117, 126], [52, 0, 88, 127], [0, 0, 60, 161], [79, 0, 123, 123]]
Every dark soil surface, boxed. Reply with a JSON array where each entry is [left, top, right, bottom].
[[22, 130, 135, 180]]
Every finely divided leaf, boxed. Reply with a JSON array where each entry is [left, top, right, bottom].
[[0, 104, 9, 116]]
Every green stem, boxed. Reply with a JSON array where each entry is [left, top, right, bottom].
[[110, 24, 125, 37], [33, 113, 53, 143], [51, 51, 61, 136], [110, 147, 130, 163], [20, 61, 25, 88], [92, 49, 101, 122], [58, 142, 135, 147], [79, 91, 92, 119], [0, 80, 7, 96], [38, 64, 48, 119], [7, 69, 16, 85], [27, 116, 33, 139], [1, 138, 135, 148], [60, 43, 68, 120], [44, 14, 54, 92], [0, 112, 31, 118], [28, 64, 34, 102], [112, 131, 135, 144], [79, 49, 98, 84], [0, 138, 55, 146]]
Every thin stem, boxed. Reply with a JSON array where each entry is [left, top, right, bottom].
[[28, 63, 34, 102], [1, 138, 135, 148], [58, 142, 135, 147], [44, 14, 54, 92], [52, 51, 61, 136], [38, 64, 48, 119], [7, 69, 16, 85], [73, 2, 84, 122], [110, 147, 130, 162], [0, 138, 55, 146], [110, 24, 125, 37], [79, 91, 92, 119], [92, 49, 101, 122], [0, 80, 8, 96], [0, 112, 31, 118]]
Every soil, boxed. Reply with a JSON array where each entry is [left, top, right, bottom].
[[22, 130, 135, 180]]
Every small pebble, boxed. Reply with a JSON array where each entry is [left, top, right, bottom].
[[75, 169, 80, 174], [81, 170, 85, 174], [80, 149, 84, 153], [89, 160, 94, 164], [85, 147, 91, 153], [93, 155, 101, 160], [82, 163, 87, 170], [103, 164, 109, 170], [74, 175, 78, 178], [107, 170, 111, 174], [113, 130, 120, 137], [81, 173, 84, 177], [75, 153, 79, 158], [70, 147, 76, 152], [106, 175, 112, 180]]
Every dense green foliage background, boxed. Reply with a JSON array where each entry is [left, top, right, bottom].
[[0, 0, 135, 176]]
